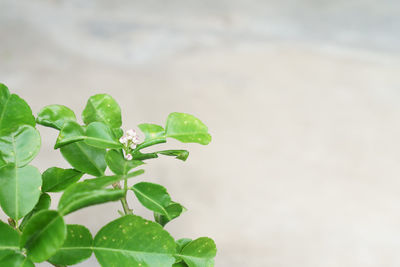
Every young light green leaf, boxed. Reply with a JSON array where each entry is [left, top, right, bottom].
[[82, 94, 122, 128], [36, 104, 77, 130], [19, 193, 51, 231], [0, 252, 35, 267], [49, 224, 93, 266], [165, 113, 211, 145], [0, 164, 42, 220], [176, 238, 193, 253], [0, 220, 20, 260], [0, 83, 36, 135], [21, 210, 66, 263], [106, 149, 144, 175], [0, 125, 41, 167], [58, 170, 144, 215], [138, 123, 166, 141], [177, 237, 217, 267], [60, 142, 106, 177], [154, 202, 185, 227], [157, 150, 189, 161], [42, 167, 83, 192], [131, 182, 184, 224], [93, 215, 176, 267], [84, 122, 122, 149]]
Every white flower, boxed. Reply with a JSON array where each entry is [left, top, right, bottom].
[[130, 143, 137, 149], [125, 153, 133, 160], [126, 129, 137, 137], [132, 137, 140, 144], [119, 136, 128, 144]]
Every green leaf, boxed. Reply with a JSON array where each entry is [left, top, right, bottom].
[[19, 193, 51, 231], [176, 238, 193, 253], [106, 149, 144, 175], [55, 121, 85, 149], [84, 122, 122, 149], [165, 113, 211, 145], [60, 141, 106, 177], [0, 220, 20, 260], [138, 123, 166, 141], [49, 224, 93, 266], [154, 202, 185, 227], [42, 167, 83, 192], [173, 262, 189, 267], [82, 94, 122, 128], [58, 170, 143, 215], [0, 252, 34, 267], [93, 215, 176, 267], [0, 164, 42, 220], [21, 210, 66, 263], [157, 150, 189, 161], [177, 237, 217, 267], [0, 84, 36, 135], [36, 104, 77, 130], [0, 125, 41, 167], [131, 182, 184, 224]]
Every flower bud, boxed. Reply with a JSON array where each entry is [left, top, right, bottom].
[[125, 153, 133, 160], [126, 129, 136, 137]]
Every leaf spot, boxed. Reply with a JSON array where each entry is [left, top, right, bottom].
[[103, 236, 107, 240]]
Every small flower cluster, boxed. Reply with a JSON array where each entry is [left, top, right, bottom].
[[119, 129, 140, 160]]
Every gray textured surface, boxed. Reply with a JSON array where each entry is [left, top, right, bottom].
[[1, 1, 400, 266]]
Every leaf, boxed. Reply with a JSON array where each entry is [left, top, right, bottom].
[[0, 83, 36, 135], [0, 252, 34, 267], [138, 123, 166, 141], [0, 220, 20, 260], [55, 121, 85, 149], [173, 262, 189, 267], [82, 94, 122, 128], [36, 104, 77, 130], [131, 182, 184, 224], [177, 237, 217, 267], [165, 113, 211, 145], [93, 215, 176, 267], [157, 150, 189, 161], [106, 149, 144, 175], [84, 122, 122, 149], [49, 224, 93, 266], [176, 238, 193, 252], [0, 164, 42, 220], [21, 210, 66, 263], [154, 202, 185, 227], [60, 141, 106, 177], [58, 170, 144, 215], [42, 167, 83, 192], [19, 193, 51, 231], [0, 125, 41, 167]]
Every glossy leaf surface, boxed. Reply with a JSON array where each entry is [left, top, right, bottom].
[[165, 113, 211, 145], [138, 123, 165, 141], [0, 252, 34, 267], [0, 221, 20, 260], [0, 126, 41, 167], [55, 121, 85, 148], [0, 83, 35, 135], [85, 122, 122, 149], [154, 202, 185, 227], [21, 210, 66, 263], [19, 193, 51, 231], [36, 104, 76, 130], [0, 164, 42, 220], [42, 167, 83, 192], [94, 215, 176, 267], [106, 149, 144, 175], [157, 150, 189, 161], [60, 141, 106, 177], [82, 94, 122, 128], [49, 224, 93, 266], [177, 237, 217, 267]]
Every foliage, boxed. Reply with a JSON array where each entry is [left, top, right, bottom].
[[0, 83, 216, 267]]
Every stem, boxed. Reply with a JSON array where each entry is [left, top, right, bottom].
[[113, 178, 133, 215]]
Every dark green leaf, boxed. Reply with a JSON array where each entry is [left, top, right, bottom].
[[157, 150, 189, 161], [85, 122, 122, 149], [58, 170, 143, 215], [154, 202, 185, 227], [21, 210, 66, 263], [82, 94, 122, 128], [0, 220, 20, 260], [60, 141, 106, 177], [0, 125, 41, 167], [0, 252, 34, 267], [176, 238, 192, 253], [0, 164, 42, 220], [49, 224, 93, 266], [173, 262, 189, 267], [165, 113, 211, 145], [93, 215, 176, 267], [106, 149, 144, 175], [19, 193, 51, 231], [0, 84, 35, 135], [132, 182, 184, 225], [176, 237, 217, 267], [42, 167, 83, 192], [36, 104, 77, 130], [138, 123, 165, 141], [55, 121, 85, 149]]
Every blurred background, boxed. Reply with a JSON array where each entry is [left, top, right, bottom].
[[1, 0, 400, 266]]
